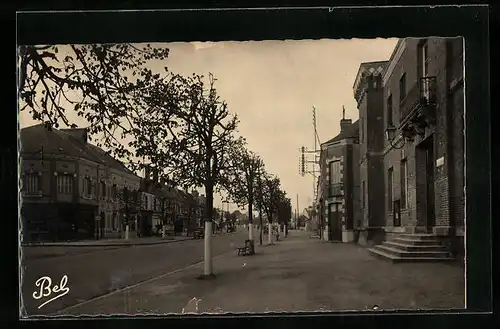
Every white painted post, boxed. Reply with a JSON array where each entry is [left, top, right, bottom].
[[125, 224, 129, 240], [268, 223, 272, 244], [204, 221, 213, 275], [248, 223, 254, 241]]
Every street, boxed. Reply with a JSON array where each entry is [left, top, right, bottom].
[[25, 229, 466, 316], [21, 231, 248, 316]]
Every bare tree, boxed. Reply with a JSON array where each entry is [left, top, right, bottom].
[[18, 44, 169, 159], [128, 73, 243, 277], [225, 148, 264, 243]]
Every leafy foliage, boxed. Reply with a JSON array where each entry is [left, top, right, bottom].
[[225, 148, 264, 224], [277, 196, 292, 225], [255, 174, 283, 224], [18, 43, 169, 158]]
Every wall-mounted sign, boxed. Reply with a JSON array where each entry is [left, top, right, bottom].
[[436, 156, 445, 168]]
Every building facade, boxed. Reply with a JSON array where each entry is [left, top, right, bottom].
[[20, 124, 141, 242], [353, 61, 389, 245], [316, 115, 360, 242], [381, 38, 464, 255]]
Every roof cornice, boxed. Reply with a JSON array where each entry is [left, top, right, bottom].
[[382, 38, 407, 86]]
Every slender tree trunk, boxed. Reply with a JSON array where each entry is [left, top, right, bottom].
[[125, 204, 130, 240], [162, 201, 167, 238], [259, 206, 263, 246], [268, 215, 272, 244], [203, 181, 214, 276], [248, 198, 254, 242]]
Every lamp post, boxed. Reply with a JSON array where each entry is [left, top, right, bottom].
[[384, 124, 405, 150]]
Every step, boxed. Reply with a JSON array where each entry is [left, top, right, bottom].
[[368, 248, 455, 263], [391, 237, 442, 246], [373, 245, 451, 258], [383, 241, 447, 252], [396, 234, 438, 241]]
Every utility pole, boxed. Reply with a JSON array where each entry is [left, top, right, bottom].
[[298, 106, 322, 229]]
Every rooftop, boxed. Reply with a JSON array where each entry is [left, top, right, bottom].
[[20, 124, 135, 176], [322, 119, 359, 145]]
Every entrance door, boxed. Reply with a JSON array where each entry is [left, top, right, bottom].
[[422, 137, 436, 232], [393, 199, 401, 226], [328, 203, 342, 241]]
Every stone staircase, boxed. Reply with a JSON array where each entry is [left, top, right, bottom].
[[368, 233, 454, 262]]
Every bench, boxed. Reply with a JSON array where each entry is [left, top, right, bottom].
[[237, 239, 255, 256], [193, 229, 204, 239]]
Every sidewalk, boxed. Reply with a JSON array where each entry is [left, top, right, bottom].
[[61, 230, 464, 315]]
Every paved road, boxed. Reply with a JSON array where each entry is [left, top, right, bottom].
[[61, 230, 465, 316], [20, 231, 248, 316]]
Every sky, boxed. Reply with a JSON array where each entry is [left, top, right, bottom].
[[19, 38, 398, 215]]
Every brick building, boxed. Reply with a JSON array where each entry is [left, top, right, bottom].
[[316, 113, 360, 242], [381, 38, 464, 256], [349, 38, 465, 260], [20, 124, 141, 242], [141, 168, 206, 236], [353, 61, 389, 245]]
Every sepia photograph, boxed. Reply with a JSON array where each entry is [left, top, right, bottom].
[[18, 33, 467, 316]]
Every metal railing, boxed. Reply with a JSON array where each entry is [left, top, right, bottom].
[[400, 76, 437, 125]]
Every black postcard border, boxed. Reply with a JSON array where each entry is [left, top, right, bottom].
[[10, 4, 492, 328]]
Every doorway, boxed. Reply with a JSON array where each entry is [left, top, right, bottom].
[[417, 136, 436, 233], [328, 202, 342, 241]]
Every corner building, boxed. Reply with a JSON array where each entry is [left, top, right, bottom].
[[317, 116, 359, 243], [381, 38, 464, 256]]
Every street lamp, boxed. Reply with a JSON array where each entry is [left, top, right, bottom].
[[384, 124, 405, 150]]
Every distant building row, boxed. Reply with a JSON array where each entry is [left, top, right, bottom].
[[20, 124, 206, 242], [315, 37, 464, 257]]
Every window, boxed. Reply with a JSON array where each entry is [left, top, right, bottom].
[[112, 184, 117, 200], [57, 174, 73, 194], [400, 159, 408, 209], [83, 177, 92, 196], [23, 172, 41, 194], [100, 181, 106, 198], [362, 181, 366, 208], [387, 94, 393, 126], [399, 73, 407, 102], [419, 40, 429, 78], [388, 167, 394, 211], [328, 160, 342, 197]]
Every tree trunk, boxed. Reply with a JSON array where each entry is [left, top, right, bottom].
[[268, 222, 272, 244], [259, 206, 263, 246], [203, 181, 214, 276], [248, 199, 254, 241]]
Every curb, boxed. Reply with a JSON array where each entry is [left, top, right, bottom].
[[22, 237, 194, 248], [22, 232, 238, 249]]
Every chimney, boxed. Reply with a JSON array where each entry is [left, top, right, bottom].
[[340, 105, 352, 132], [60, 127, 88, 143]]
